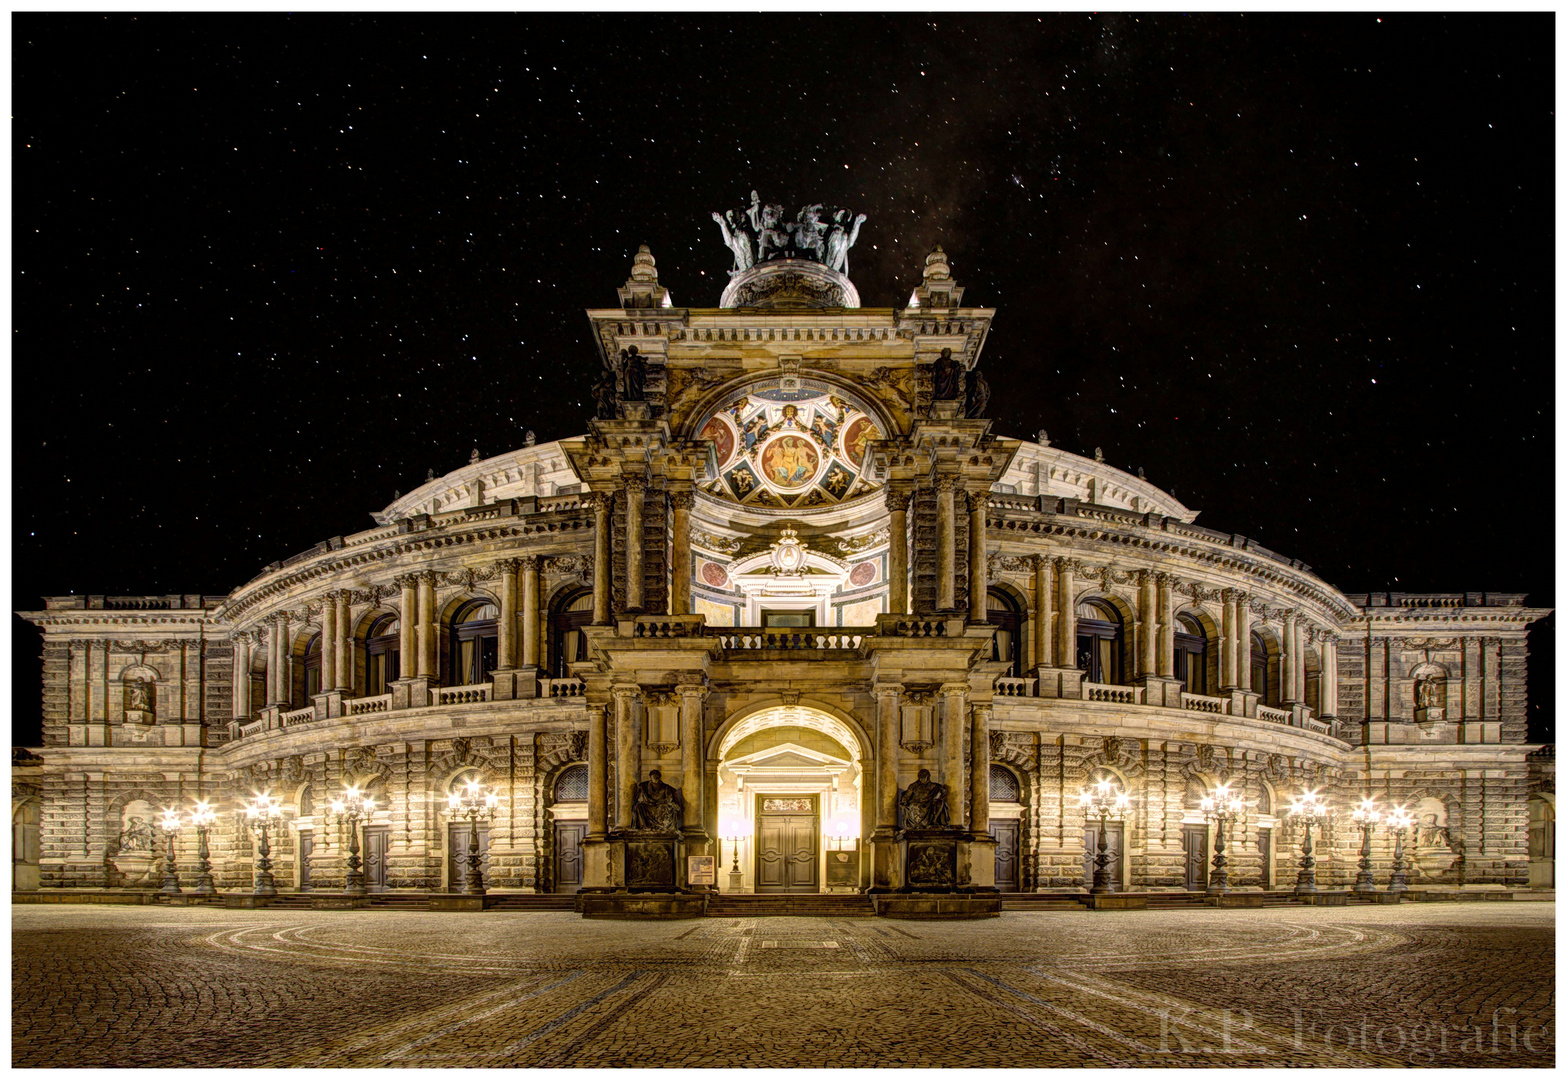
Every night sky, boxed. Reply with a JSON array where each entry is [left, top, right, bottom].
[[12, 14, 1554, 745]]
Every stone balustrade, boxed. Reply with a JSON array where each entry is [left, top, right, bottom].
[[1082, 681, 1141, 705], [1255, 704, 1292, 724], [538, 677, 586, 698], [280, 706, 317, 727], [437, 683, 491, 706], [709, 629, 870, 651], [1181, 692, 1227, 714], [994, 677, 1037, 697], [347, 694, 391, 716]]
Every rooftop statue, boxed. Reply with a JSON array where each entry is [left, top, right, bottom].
[[710, 191, 868, 274]]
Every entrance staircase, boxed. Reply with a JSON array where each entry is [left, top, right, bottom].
[[706, 893, 876, 917], [485, 894, 578, 912]]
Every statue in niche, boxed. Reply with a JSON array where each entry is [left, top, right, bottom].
[[932, 348, 964, 400], [711, 207, 756, 275], [791, 204, 828, 261], [825, 209, 867, 274], [631, 769, 683, 833], [117, 815, 155, 853], [125, 678, 153, 717], [1415, 678, 1441, 710], [619, 347, 647, 403], [899, 768, 951, 830], [964, 366, 991, 418]]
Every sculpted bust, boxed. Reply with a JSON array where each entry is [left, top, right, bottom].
[[899, 768, 951, 830], [631, 769, 682, 833]]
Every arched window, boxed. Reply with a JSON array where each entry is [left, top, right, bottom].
[[554, 764, 589, 803], [1075, 599, 1123, 684], [1173, 614, 1207, 695], [1250, 631, 1272, 705], [303, 633, 322, 702], [365, 615, 400, 697], [990, 764, 1021, 803], [451, 601, 499, 686], [551, 590, 594, 679], [987, 588, 1023, 678]]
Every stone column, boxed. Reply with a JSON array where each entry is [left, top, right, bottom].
[[1033, 554, 1053, 670], [624, 477, 646, 613], [887, 490, 910, 616], [495, 559, 518, 670], [612, 685, 641, 831], [969, 703, 992, 834], [520, 555, 540, 669], [678, 682, 708, 833], [1156, 573, 1175, 678], [591, 492, 612, 625], [1282, 610, 1299, 704], [587, 704, 608, 839], [1320, 635, 1339, 719], [935, 477, 958, 611], [335, 591, 352, 690], [274, 612, 292, 705], [669, 490, 694, 616], [941, 683, 968, 829], [398, 576, 418, 671], [967, 490, 988, 623], [1220, 589, 1238, 690], [416, 571, 437, 679], [1136, 570, 1157, 678], [1054, 558, 1076, 667], [1235, 594, 1252, 691], [232, 636, 252, 720], [874, 685, 902, 831], [320, 593, 338, 697]]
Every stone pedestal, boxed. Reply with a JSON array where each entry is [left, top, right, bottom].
[[1135, 676, 1184, 709], [489, 668, 540, 700], [389, 677, 435, 710], [873, 894, 1002, 919], [870, 829, 902, 891], [902, 830, 960, 892], [581, 837, 625, 889], [623, 830, 681, 891], [965, 834, 997, 890]]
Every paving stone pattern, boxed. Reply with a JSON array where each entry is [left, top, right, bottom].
[[13, 904, 1554, 1068]]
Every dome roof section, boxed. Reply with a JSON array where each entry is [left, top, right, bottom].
[[996, 439, 1198, 522], [693, 378, 884, 513], [373, 442, 583, 523]]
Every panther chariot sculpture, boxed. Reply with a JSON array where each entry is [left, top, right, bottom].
[[711, 192, 868, 310]]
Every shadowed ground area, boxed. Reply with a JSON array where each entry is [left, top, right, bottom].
[[12, 903, 1553, 1068]]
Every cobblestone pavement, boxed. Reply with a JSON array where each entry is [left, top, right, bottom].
[[13, 903, 1553, 1068]]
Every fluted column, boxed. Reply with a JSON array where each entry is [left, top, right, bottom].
[[935, 477, 958, 611], [1054, 558, 1076, 667], [1320, 634, 1339, 719], [274, 612, 292, 705], [520, 555, 540, 668], [611, 685, 642, 830], [416, 571, 437, 679], [1220, 589, 1239, 691], [887, 490, 910, 616], [1235, 593, 1252, 691], [232, 636, 252, 720], [591, 492, 612, 625], [495, 559, 519, 670], [1282, 610, 1299, 703], [1136, 570, 1157, 677], [967, 489, 988, 623], [1155, 573, 1175, 678], [669, 490, 694, 616], [1033, 554, 1053, 670], [969, 703, 992, 834], [678, 682, 708, 832], [320, 594, 338, 698], [398, 576, 418, 672], [941, 683, 968, 829], [335, 591, 352, 690], [624, 477, 646, 613], [874, 685, 902, 831], [587, 704, 609, 839]]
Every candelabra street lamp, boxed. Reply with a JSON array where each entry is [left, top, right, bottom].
[[242, 792, 284, 896], [1351, 796, 1383, 893], [720, 817, 746, 893], [1199, 782, 1245, 896], [447, 777, 500, 895], [1078, 777, 1132, 895], [1385, 804, 1414, 894], [188, 800, 217, 896], [1287, 789, 1331, 895], [157, 808, 183, 895], [327, 786, 377, 896]]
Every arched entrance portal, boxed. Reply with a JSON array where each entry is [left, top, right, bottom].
[[715, 706, 866, 894]]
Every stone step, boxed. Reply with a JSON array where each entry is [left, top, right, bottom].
[[485, 895, 578, 911], [706, 895, 876, 917]]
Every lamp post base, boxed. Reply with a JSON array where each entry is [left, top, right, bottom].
[[253, 872, 277, 897]]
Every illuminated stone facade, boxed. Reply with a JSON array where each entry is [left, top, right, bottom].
[[15, 239, 1553, 900]]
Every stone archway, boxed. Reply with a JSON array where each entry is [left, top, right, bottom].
[[714, 705, 867, 894]]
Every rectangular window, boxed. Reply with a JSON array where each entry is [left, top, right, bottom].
[[762, 609, 815, 628]]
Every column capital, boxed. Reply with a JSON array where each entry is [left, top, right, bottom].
[[885, 488, 912, 513], [872, 682, 904, 701], [610, 683, 643, 702], [668, 489, 695, 510], [971, 702, 994, 722], [1222, 587, 1242, 603], [964, 488, 989, 513], [1053, 555, 1074, 572], [939, 682, 969, 699], [624, 475, 647, 495], [518, 554, 540, 571], [677, 682, 709, 702], [1153, 570, 1172, 586], [585, 489, 614, 512], [1136, 568, 1152, 585], [933, 475, 961, 494], [416, 569, 439, 586], [392, 573, 420, 591]]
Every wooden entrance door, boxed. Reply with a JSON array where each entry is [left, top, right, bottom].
[[1258, 828, 1272, 889], [755, 796, 818, 893], [298, 830, 314, 891], [447, 822, 489, 891], [554, 821, 586, 893], [1183, 825, 1209, 891], [362, 825, 389, 891], [1082, 823, 1124, 889], [990, 820, 1020, 891]]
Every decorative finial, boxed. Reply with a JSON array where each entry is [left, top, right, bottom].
[[1094, 447, 1105, 463], [1037, 429, 1050, 448], [629, 244, 659, 283], [923, 245, 953, 282], [618, 245, 673, 308]]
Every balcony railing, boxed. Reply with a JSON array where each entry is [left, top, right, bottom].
[[1083, 681, 1141, 705], [280, 706, 317, 727], [437, 684, 491, 706], [1255, 704, 1292, 724], [1181, 692, 1227, 714], [347, 694, 391, 716], [539, 677, 586, 698], [709, 629, 870, 651], [994, 677, 1037, 697]]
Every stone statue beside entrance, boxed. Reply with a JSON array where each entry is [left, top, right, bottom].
[[631, 769, 682, 834], [899, 768, 951, 830]]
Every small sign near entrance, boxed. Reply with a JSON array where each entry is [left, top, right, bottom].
[[687, 855, 716, 886]]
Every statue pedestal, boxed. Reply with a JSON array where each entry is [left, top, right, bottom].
[[112, 853, 160, 890], [901, 830, 960, 892], [619, 829, 682, 892]]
